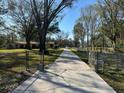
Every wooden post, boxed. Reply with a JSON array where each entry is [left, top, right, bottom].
[[38, 50, 45, 72], [42, 50, 45, 71], [25, 50, 29, 71]]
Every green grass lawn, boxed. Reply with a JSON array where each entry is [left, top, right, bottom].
[[71, 48, 89, 64], [71, 48, 124, 93], [99, 66, 124, 93], [0, 48, 63, 92], [0, 49, 26, 53]]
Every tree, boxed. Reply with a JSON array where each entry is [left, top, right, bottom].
[[78, 5, 99, 51], [55, 31, 69, 47], [48, 22, 61, 34], [73, 22, 85, 47], [0, 0, 8, 15], [0, 0, 8, 28], [30, 0, 75, 51], [30, 0, 76, 71], [0, 34, 6, 48], [0, 0, 9, 48], [97, 0, 124, 49], [8, 0, 36, 49]]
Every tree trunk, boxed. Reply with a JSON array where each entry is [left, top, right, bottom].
[[39, 31, 45, 53], [25, 50, 29, 71], [112, 34, 117, 50], [38, 0, 49, 72], [26, 37, 31, 50], [38, 28, 47, 72], [25, 38, 30, 71], [39, 29, 48, 53]]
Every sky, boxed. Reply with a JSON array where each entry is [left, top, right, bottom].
[[59, 0, 97, 39], [0, 0, 97, 37]]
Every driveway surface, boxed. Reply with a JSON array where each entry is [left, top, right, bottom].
[[13, 49, 116, 93]]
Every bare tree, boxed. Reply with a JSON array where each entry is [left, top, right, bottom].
[[8, 0, 36, 49], [97, 0, 124, 49], [56, 31, 69, 47], [79, 5, 99, 51], [73, 22, 85, 48], [30, 0, 75, 51], [30, 0, 76, 71]]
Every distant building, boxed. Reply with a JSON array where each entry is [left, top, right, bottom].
[[117, 32, 124, 41], [14, 41, 55, 49], [46, 42, 55, 48], [14, 41, 39, 49]]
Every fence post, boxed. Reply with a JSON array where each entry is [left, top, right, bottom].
[[38, 50, 45, 72], [96, 52, 99, 72], [25, 50, 29, 71]]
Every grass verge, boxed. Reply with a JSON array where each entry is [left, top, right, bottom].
[[71, 48, 124, 93], [99, 67, 124, 93], [0, 48, 63, 92], [71, 48, 89, 64]]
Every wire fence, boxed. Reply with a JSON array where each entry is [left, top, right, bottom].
[[88, 51, 124, 72], [0, 50, 40, 93]]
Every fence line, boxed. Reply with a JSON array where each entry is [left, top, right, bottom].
[[0, 50, 40, 93]]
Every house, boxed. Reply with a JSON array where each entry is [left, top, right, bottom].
[[14, 41, 55, 49], [116, 31, 124, 42], [14, 41, 39, 49], [46, 42, 55, 48]]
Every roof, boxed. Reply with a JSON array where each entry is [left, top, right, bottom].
[[15, 41, 39, 45], [47, 42, 55, 44], [15, 41, 55, 45]]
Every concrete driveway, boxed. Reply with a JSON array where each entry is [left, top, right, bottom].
[[12, 49, 116, 93]]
